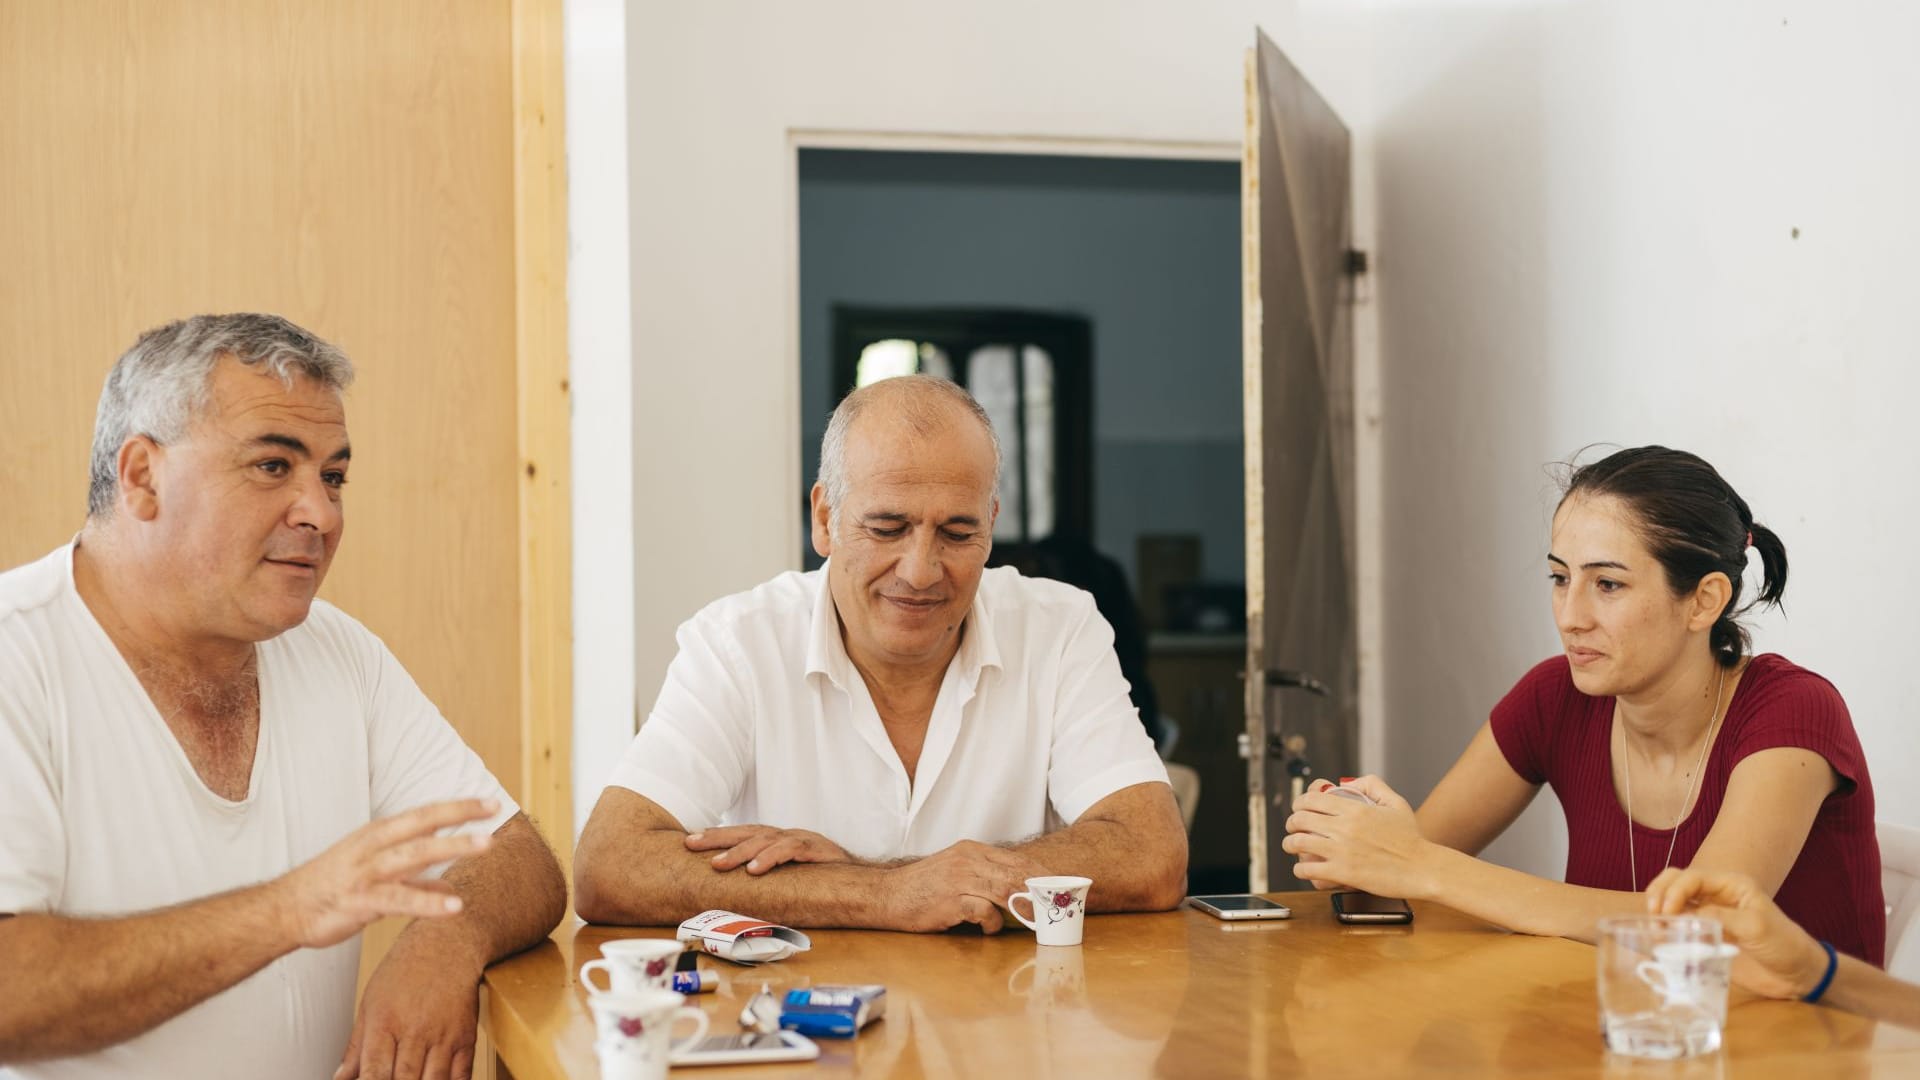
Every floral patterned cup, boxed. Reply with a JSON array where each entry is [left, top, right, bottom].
[[1007, 875, 1093, 946], [587, 988, 709, 1080], [580, 938, 686, 995]]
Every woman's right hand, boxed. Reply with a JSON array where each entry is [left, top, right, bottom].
[[1282, 775, 1437, 899], [1645, 867, 1831, 1000]]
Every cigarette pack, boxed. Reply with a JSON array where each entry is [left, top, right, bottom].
[[779, 985, 887, 1038], [674, 910, 812, 965]]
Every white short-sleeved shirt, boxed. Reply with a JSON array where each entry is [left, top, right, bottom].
[[0, 544, 518, 1080], [606, 564, 1168, 859]]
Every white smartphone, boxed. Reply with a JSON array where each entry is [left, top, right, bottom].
[[1187, 894, 1293, 921], [670, 1030, 821, 1066]]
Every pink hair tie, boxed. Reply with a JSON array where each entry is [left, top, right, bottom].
[[1745, 531, 1753, 549]]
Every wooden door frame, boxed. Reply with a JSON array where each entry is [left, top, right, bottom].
[[512, 0, 573, 860], [783, 131, 1239, 584], [782, 134, 1243, 377]]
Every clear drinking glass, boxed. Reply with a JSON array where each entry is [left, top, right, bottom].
[[1596, 915, 1735, 1060]]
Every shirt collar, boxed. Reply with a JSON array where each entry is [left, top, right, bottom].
[[803, 561, 1004, 691]]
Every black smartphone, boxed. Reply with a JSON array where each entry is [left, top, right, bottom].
[[1331, 891, 1413, 924]]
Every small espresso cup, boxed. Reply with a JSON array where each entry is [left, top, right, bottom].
[[1007, 875, 1093, 946], [580, 938, 685, 995], [1636, 942, 1741, 1025], [587, 988, 709, 1080]]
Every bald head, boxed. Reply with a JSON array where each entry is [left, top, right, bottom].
[[816, 375, 1002, 526], [810, 375, 1002, 675]]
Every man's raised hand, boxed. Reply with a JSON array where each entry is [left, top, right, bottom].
[[274, 799, 498, 950]]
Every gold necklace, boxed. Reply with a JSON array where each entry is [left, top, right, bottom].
[[1623, 664, 1727, 893]]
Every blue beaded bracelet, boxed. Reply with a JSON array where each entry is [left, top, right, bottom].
[[1802, 940, 1839, 1004]]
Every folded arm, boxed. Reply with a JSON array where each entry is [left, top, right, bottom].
[[572, 788, 890, 927], [1284, 734, 1837, 943], [575, 780, 1185, 931], [576, 787, 1003, 931], [692, 781, 1187, 914]]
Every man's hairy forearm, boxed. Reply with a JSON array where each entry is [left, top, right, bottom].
[[1006, 816, 1188, 912], [574, 785, 1188, 928], [0, 884, 295, 1062], [389, 814, 567, 974], [576, 828, 893, 929], [998, 784, 1189, 913]]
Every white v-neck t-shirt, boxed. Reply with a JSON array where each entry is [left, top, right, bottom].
[[606, 565, 1168, 858], [0, 544, 517, 1080]]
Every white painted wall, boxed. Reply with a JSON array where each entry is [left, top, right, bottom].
[[622, 3, 1383, 777], [1372, 0, 1920, 876], [565, 0, 635, 834], [590, 0, 1915, 881]]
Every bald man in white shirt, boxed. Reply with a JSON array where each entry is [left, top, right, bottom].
[[575, 375, 1187, 932]]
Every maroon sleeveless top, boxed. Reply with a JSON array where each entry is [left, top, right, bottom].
[[1490, 653, 1884, 964]]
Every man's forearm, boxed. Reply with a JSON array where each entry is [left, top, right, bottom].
[[576, 828, 896, 929], [0, 884, 295, 1062], [1006, 818, 1188, 913], [387, 814, 567, 975], [1002, 785, 1189, 913]]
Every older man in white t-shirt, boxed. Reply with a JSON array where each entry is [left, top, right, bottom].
[[575, 375, 1187, 932], [0, 315, 566, 1079]]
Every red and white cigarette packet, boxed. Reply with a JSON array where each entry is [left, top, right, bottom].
[[675, 910, 813, 965]]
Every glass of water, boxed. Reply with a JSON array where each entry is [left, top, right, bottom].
[[1596, 915, 1735, 1060]]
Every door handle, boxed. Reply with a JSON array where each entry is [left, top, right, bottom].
[[1262, 669, 1329, 697]]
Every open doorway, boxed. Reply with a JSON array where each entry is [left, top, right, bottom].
[[797, 148, 1250, 892]]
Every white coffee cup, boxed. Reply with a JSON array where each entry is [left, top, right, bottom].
[[587, 988, 709, 1080], [1007, 875, 1093, 946], [580, 938, 685, 995]]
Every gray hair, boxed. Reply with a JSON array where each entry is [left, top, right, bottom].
[[87, 314, 355, 517], [816, 374, 1002, 530]]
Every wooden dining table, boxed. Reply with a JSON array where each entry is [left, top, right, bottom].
[[479, 893, 1920, 1078]]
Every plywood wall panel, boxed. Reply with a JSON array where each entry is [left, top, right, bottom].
[[0, 0, 526, 795]]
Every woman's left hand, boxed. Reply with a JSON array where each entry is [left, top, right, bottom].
[[1280, 775, 1436, 899]]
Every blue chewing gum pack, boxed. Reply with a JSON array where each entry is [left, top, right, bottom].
[[779, 985, 887, 1038]]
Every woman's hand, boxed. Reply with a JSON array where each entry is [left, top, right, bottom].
[[1280, 776, 1437, 899], [1645, 867, 1830, 1000]]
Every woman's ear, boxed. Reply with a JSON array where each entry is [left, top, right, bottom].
[[1688, 571, 1733, 633]]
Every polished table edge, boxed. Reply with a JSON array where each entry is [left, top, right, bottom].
[[483, 973, 567, 1078]]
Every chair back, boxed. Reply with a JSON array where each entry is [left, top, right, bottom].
[[1881, 821, 1920, 981], [1166, 762, 1202, 832]]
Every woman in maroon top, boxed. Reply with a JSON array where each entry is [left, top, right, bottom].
[[1283, 446, 1885, 963]]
